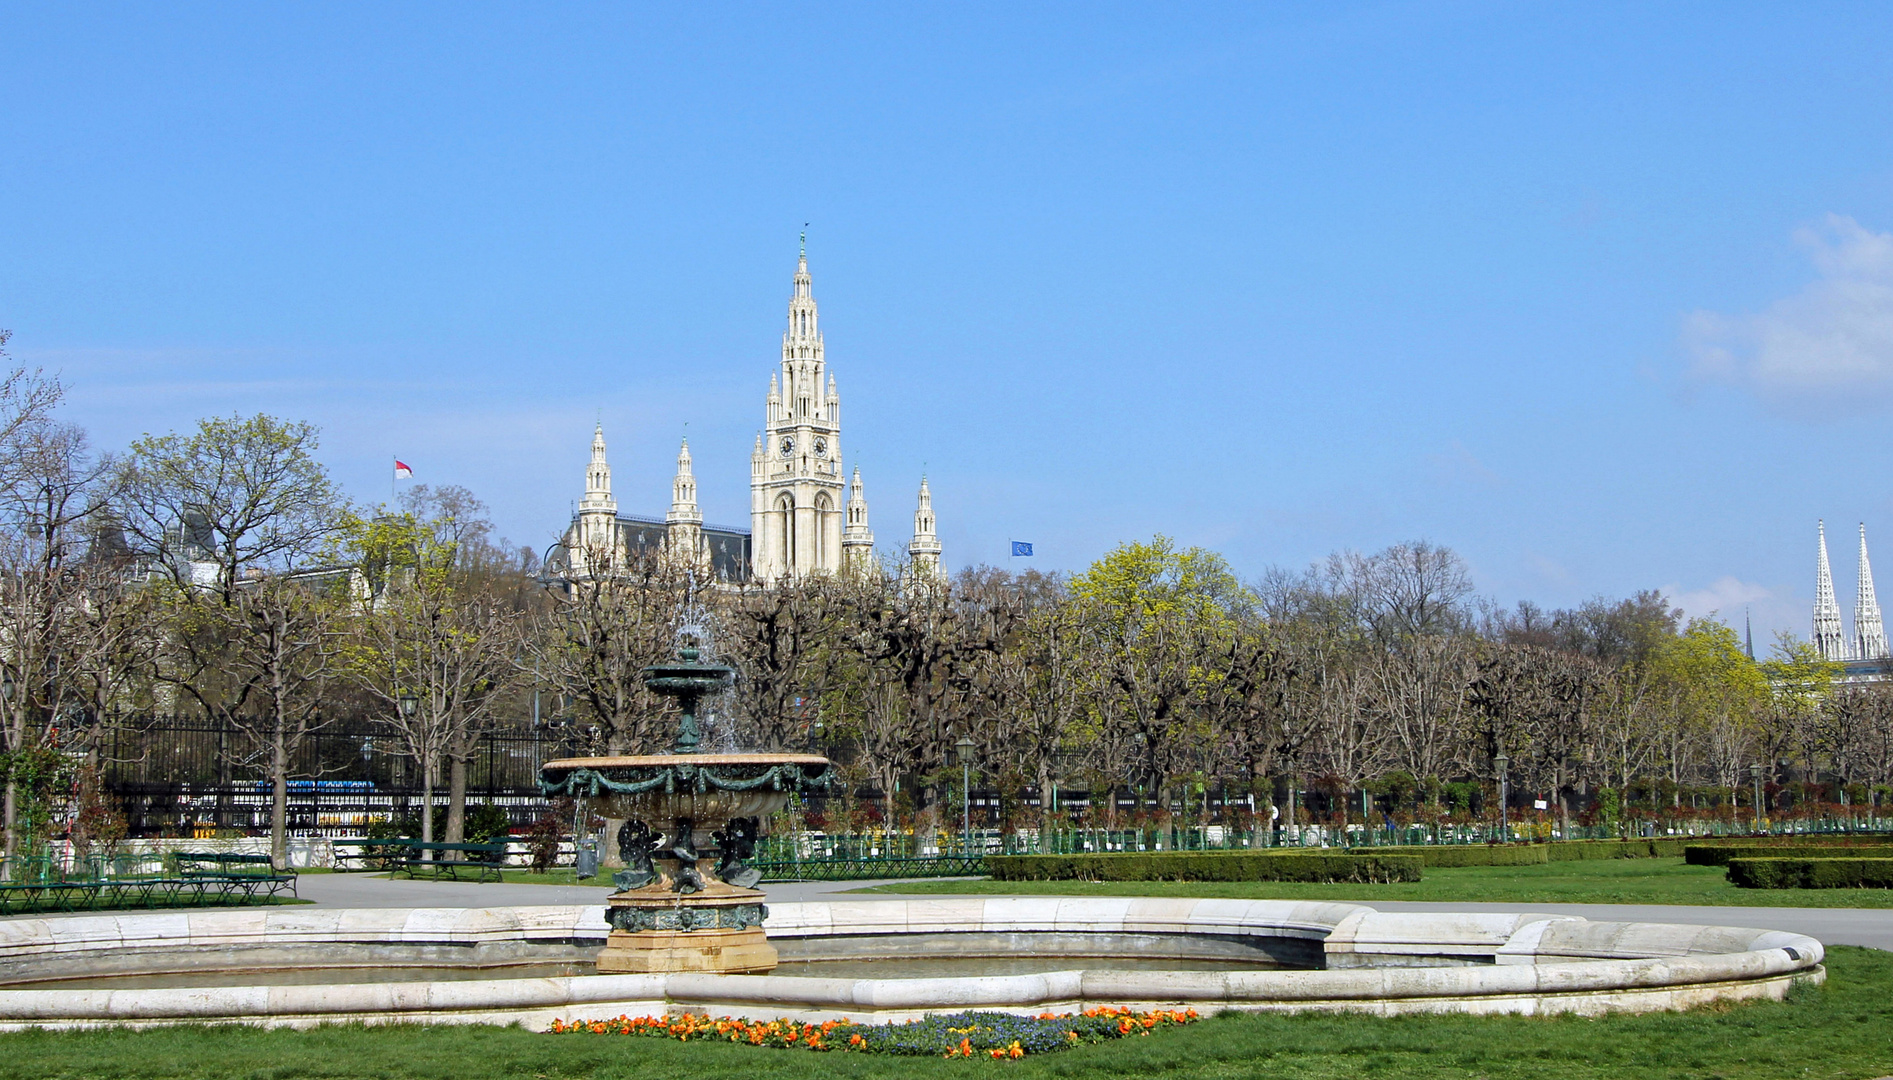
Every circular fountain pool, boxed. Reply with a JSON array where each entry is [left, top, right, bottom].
[[0, 898, 1824, 1028]]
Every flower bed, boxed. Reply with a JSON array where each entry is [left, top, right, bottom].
[[547, 1006, 1200, 1058]]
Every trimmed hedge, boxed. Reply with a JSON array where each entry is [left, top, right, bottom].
[[1686, 843, 1893, 867], [1398, 845, 1550, 867], [1726, 857, 1893, 889], [1546, 839, 1688, 861], [986, 852, 1422, 884]]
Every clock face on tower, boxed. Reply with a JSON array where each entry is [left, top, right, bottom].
[[813, 437, 827, 457], [779, 436, 794, 457]]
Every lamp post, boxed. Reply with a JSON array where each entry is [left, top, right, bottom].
[[1750, 762, 1765, 835], [1494, 753, 1509, 842], [955, 735, 976, 847]]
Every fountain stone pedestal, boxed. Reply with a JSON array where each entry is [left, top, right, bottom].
[[539, 646, 831, 976]]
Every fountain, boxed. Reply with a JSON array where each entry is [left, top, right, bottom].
[[537, 635, 830, 975]]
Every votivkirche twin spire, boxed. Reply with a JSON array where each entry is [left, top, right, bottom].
[[1813, 519, 1888, 662]]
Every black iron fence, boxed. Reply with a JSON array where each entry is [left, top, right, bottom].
[[96, 717, 580, 837]]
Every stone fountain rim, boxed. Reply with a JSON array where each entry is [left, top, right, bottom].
[[0, 900, 1827, 1028], [543, 753, 830, 770]]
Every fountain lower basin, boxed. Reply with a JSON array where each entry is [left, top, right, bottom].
[[0, 898, 1825, 1028]]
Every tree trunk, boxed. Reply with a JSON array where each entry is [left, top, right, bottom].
[[420, 756, 435, 846], [270, 722, 289, 871], [2, 781, 16, 881], [446, 755, 468, 844]]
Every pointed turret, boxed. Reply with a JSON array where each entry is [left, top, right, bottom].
[[668, 438, 701, 526], [665, 437, 705, 572], [571, 423, 621, 579], [908, 475, 941, 579], [1857, 523, 1888, 659], [582, 423, 614, 513], [843, 464, 875, 573], [1815, 520, 1848, 660]]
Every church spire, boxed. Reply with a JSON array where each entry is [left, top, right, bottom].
[[1815, 520, 1848, 661], [1857, 523, 1887, 660], [908, 475, 941, 579]]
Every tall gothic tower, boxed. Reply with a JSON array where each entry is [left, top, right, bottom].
[[1856, 523, 1888, 660], [750, 244, 846, 579], [1814, 519, 1848, 661]]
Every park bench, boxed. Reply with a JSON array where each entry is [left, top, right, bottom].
[[334, 838, 510, 881], [0, 852, 296, 915], [172, 852, 299, 901]]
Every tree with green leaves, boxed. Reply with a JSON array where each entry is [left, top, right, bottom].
[[125, 414, 352, 867]]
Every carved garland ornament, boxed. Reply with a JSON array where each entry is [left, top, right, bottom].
[[607, 903, 768, 933], [539, 762, 831, 799]]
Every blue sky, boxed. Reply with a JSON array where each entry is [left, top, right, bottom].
[[5, 3, 1893, 640]]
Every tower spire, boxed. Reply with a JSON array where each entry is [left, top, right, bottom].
[[1815, 520, 1848, 660], [843, 463, 874, 573], [582, 423, 615, 513], [665, 437, 705, 573], [908, 475, 941, 580], [1857, 523, 1887, 660], [571, 423, 620, 579]]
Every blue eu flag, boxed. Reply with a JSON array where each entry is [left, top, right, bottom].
[[1011, 541, 1033, 557]]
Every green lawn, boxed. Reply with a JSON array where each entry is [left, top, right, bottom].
[[854, 856, 1893, 908], [0, 946, 1885, 1079]]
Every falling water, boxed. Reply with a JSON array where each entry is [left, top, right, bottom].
[[673, 571, 742, 752]]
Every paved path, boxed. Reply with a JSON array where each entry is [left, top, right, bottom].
[[292, 874, 1893, 952]]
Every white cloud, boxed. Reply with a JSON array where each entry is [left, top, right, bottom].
[[1686, 214, 1893, 407]]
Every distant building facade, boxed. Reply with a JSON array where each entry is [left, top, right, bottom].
[[548, 246, 942, 584]]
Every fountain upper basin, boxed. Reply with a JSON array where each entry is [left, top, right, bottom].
[[539, 753, 831, 822]]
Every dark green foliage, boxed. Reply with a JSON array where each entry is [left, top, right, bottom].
[[462, 804, 514, 845], [987, 851, 1421, 883], [1545, 839, 1687, 860], [1687, 842, 1893, 866], [1402, 845, 1549, 867], [1727, 857, 1893, 888]]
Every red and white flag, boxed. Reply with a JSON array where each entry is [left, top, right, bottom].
[[393, 460, 413, 479]]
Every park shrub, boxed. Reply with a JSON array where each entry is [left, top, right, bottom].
[[1688, 843, 1893, 867], [1726, 857, 1893, 889], [986, 851, 1421, 884], [1546, 839, 1687, 861], [1404, 845, 1549, 867]]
